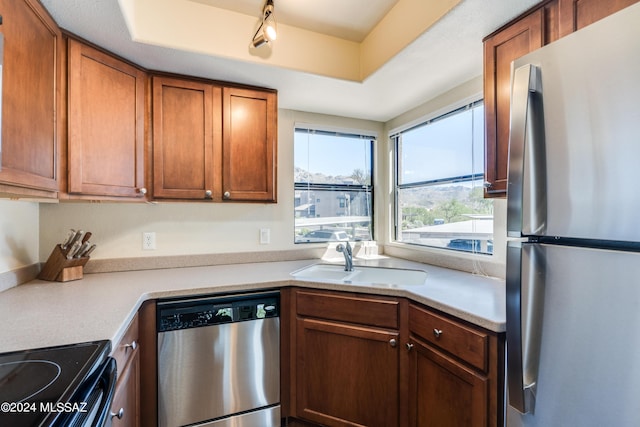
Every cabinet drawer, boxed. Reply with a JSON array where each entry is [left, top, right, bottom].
[[111, 350, 140, 427], [409, 304, 488, 371], [112, 315, 139, 373], [296, 290, 399, 329]]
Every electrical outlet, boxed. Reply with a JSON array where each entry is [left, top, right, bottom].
[[260, 228, 270, 244], [142, 232, 156, 250]]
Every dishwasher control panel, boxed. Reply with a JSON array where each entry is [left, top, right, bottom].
[[157, 291, 279, 332]]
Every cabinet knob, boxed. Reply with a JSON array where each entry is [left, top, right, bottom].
[[137, 187, 147, 195], [483, 181, 492, 188], [110, 408, 124, 420], [406, 342, 414, 351], [124, 340, 138, 351], [223, 191, 231, 199], [389, 338, 397, 347], [205, 190, 213, 199], [433, 328, 443, 339]]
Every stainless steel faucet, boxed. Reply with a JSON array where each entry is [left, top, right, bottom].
[[336, 241, 353, 271]]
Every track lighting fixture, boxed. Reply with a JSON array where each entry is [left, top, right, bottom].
[[252, 0, 277, 48]]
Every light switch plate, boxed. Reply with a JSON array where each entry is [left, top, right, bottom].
[[260, 228, 270, 244]]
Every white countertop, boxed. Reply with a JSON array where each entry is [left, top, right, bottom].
[[0, 257, 506, 354]]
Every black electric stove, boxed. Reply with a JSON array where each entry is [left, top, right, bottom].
[[0, 340, 111, 427]]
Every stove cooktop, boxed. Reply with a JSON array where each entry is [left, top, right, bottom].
[[0, 340, 110, 427]]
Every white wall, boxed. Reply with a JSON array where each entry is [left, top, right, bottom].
[[39, 109, 384, 261], [0, 200, 39, 290]]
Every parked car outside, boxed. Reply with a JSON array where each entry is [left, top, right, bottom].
[[296, 230, 350, 243]]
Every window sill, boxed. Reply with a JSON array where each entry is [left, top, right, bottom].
[[383, 241, 505, 280]]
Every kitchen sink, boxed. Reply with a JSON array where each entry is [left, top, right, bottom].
[[290, 264, 427, 287]]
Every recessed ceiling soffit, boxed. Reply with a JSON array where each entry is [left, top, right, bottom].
[[117, 0, 461, 82]]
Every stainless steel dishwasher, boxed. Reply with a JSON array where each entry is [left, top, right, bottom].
[[157, 291, 280, 427]]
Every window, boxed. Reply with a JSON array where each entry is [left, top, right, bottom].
[[294, 127, 374, 243], [393, 101, 493, 254]]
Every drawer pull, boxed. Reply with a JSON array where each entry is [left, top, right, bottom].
[[406, 342, 414, 351], [389, 338, 397, 348], [124, 340, 138, 351], [110, 408, 124, 420], [433, 329, 443, 339]]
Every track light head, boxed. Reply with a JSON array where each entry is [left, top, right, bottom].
[[252, 0, 277, 48]]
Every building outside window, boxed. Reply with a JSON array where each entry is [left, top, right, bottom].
[[294, 127, 374, 243], [392, 101, 493, 254]]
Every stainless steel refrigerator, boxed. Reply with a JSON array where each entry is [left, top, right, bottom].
[[505, 3, 640, 426]]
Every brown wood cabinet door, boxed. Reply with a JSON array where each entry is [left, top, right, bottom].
[[111, 348, 140, 427], [152, 77, 221, 199], [296, 317, 400, 427], [483, 9, 543, 197], [67, 39, 146, 198], [559, 0, 639, 37], [222, 87, 277, 202], [0, 0, 61, 192], [408, 337, 488, 427]]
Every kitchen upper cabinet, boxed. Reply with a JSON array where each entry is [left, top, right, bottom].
[[292, 289, 405, 427], [67, 38, 146, 199], [0, 0, 62, 196], [222, 87, 277, 202], [558, 0, 640, 37], [483, 0, 638, 197], [483, 7, 546, 197], [408, 303, 504, 427], [152, 76, 221, 200], [152, 76, 277, 202]]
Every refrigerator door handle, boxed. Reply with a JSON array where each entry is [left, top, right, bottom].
[[506, 241, 546, 414], [506, 64, 547, 238]]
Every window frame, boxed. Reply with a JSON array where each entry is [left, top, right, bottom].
[[294, 126, 376, 244], [391, 99, 492, 254]]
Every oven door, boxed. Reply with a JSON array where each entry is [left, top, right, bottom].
[[56, 357, 117, 427]]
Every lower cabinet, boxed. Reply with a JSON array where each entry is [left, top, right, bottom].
[[111, 314, 141, 427], [288, 288, 504, 427], [408, 303, 502, 427], [293, 289, 404, 427], [111, 351, 140, 427]]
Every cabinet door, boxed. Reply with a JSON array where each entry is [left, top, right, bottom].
[[296, 318, 400, 427], [222, 87, 276, 202], [111, 348, 140, 427], [558, 0, 639, 37], [152, 77, 221, 200], [0, 0, 61, 193], [408, 337, 488, 427], [483, 9, 543, 197], [67, 39, 146, 198]]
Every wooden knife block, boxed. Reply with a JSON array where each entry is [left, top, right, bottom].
[[39, 245, 90, 282]]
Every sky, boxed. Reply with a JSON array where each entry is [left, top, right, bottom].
[[294, 132, 373, 178], [294, 104, 483, 183]]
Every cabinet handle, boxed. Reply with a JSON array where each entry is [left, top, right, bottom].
[[433, 329, 443, 339], [110, 408, 124, 420], [124, 340, 138, 351], [223, 191, 231, 199], [483, 181, 492, 188], [205, 190, 213, 199], [406, 342, 414, 351], [137, 187, 147, 195], [389, 338, 397, 348]]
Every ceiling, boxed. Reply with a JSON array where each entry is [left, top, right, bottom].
[[190, 0, 399, 42], [40, 0, 539, 122]]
